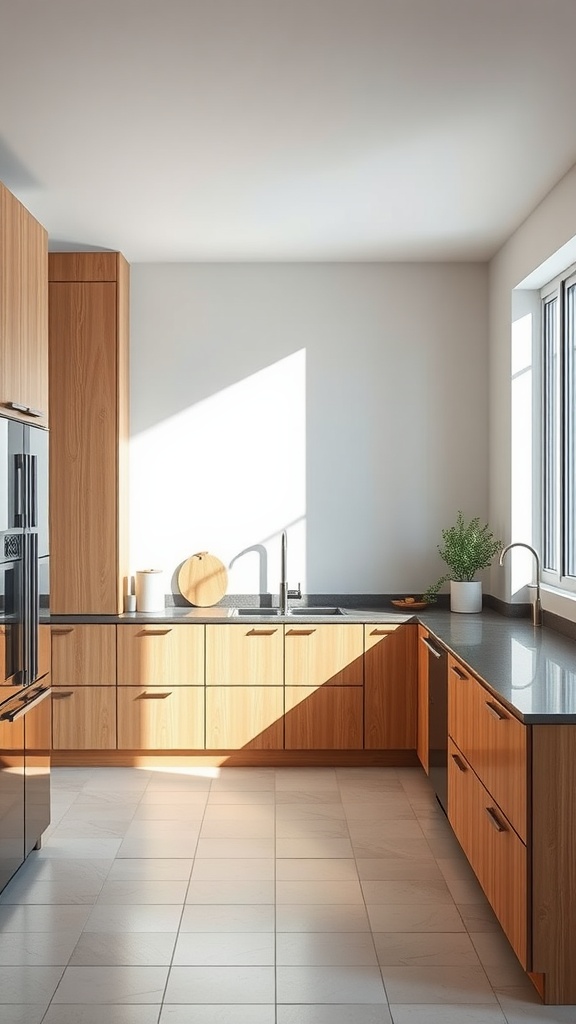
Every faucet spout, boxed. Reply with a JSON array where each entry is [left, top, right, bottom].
[[279, 530, 301, 615], [499, 542, 542, 626]]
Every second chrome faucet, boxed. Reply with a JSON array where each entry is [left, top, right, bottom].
[[280, 530, 302, 614]]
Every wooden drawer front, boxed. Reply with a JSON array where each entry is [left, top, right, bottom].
[[52, 686, 116, 750], [284, 624, 364, 687], [448, 739, 528, 968], [285, 686, 363, 750], [117, 625, 204, 686], [206, 625, 283, 686], [364, 624, 417, 750], [117, 686, 204, 750], [51, 625, 116, 685], [448, 655, 527, 843], [206, 687, 283, 749]]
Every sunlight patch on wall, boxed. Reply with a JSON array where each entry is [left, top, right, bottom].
[[130, 350, 306, 596]]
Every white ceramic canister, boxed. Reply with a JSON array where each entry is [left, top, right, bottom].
[[135, 569, 165, 612]]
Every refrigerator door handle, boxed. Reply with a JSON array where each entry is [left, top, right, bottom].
[[14, 454, 25, 526], [22, 532, 30, 688], [0, 686, 51, 722], [30, 532, 39, 682], [30, 455, 37, 528]]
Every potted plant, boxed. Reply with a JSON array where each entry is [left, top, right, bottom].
[[423, 511, 502, 613]]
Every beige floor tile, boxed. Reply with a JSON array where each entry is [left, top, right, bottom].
[[276, 790, 345, 805], [84, 904, 182, 933], [206, 790, 275, 805], [0, 966, 65, 1004], [276, 821, 350, 839], [367, 904, 465, 933], [69, 932, 177, 967], [164, 965, 275, 1003], [48, 821, 128, 841], [457, 902, 501, 933], [276, 880, 363, 905], [446, 877, 489, 904], [96, 879, 188, 905], [276, 838, 354, 859], [117, 837, 199, 859], [389, 1004, 506, 1023], [192, 858, 275, 880], [344, 802, 416, 822], [348, 822, 425, 842], [43, 1007, 161, 1024], [35, 838, 123, 860], [0, 905, 91, 933], [436, 857, 478, 882], [276, 859, 357, 881], [203, 804, 275, 821], [362, 879, 453, 905], [276, 904, 370, 932], [0, 878, 103, 906], [381, 965, 497, 1004], [276, 965, 387, 1003], [52, 965, 168, 1003], [185, 880, 274, 904], [121, 821, 200, 841], [161, 1004, 275, 1022], [0, 930, 80, 966], [278, 1006, 393, 1023], [180, 903, 275, 932], [373, 931, 480, 966], [210, 777, 275, 793], [132, 804, 205, 821], [351, 838, 432, 860], [137, 789, 209, 804], [495, 988, 576, 1021], [195, 838, 275, 859], [0, 1007, 51, 1024], [276, 931, 378, 966], [173, 932, 275, 966], [106, 858, 193, 881], [356, 858, 442, 881], [275, 803, 346, 821], [200, 820, 275, 838]]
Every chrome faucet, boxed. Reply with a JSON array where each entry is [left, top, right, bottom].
[[499, 542, 542, 626], [279, 530, 302, 614]]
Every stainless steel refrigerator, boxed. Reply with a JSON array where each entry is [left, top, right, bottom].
[[0, 415, 51, 892]]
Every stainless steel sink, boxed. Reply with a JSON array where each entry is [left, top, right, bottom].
[[235, 606, 344, 616], [290, 607, 344, 616], [235, 608, 283, 616]]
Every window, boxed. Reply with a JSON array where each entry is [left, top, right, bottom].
[[541, 267, 576, 589]]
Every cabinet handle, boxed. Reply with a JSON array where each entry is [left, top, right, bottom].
[[451, 752, 467, 773], [485, 806, 506, 833], [137, 629, 172, 637], [421, 636, 442, 658], [5, 402, 44, 418], [450, 665, 468, 680], [247, 628, 278, 636], [371, 628, 392, 636], [52, 628, 74, 635], [53, 691, 74, 699], [24, 407, 43, 418], [137, 691, 172, 699], [485, 700, 507, 721], [286, 629, 316, 636]]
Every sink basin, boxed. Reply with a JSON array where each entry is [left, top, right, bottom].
[[235, 606, 344, 616]]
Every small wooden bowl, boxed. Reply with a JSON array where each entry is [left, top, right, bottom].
[[391, 599, 429, 610]]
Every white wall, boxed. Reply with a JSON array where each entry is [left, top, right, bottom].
[[489, 162, 576, 616], [130, 262, 488, 598]]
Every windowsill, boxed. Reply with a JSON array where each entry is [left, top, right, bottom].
[[541, 583, 576, 625]]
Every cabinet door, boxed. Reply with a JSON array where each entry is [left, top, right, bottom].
[[206, 687, 283, 749], [51, 625, 116, 685], [448, 656, 527, 843], [448, 739, 528, 968], [49, 281, 118, 613], [284, 624, 363, 686], [417, 625, 429, 771], [38, 624, 51, 680], [285, 685, 363, 750], [0, 183, 48, 426], [117, 625, 204, 685], [117, 686, 204, 750], [364, 624, 417, 749], [206, 625, 283, 685], [52, 686, 116, 750]]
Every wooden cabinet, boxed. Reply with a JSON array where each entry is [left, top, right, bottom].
[[49, 252, 129, 614], [206, 687, 284, 749], [117, 686, 204, 749], [52, 687, 116, 750], [364, 624, 417, 749], [285, 685, 363, 749], [448, 738, 528, 967], [448, 654, 527, 842], [284, 624, 363, 686], [51, 625, 116, 686], [38, 624, 51, 680], [206, 624, 283, 686], [117, 625, 204, 686], [0, 181, 48, 427], [416, 625, 429, 771]]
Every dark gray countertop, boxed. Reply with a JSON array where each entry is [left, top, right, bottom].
[[46, 604, 576, 724]]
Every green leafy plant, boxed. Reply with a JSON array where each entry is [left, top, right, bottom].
[[423, 511, 502, 603]]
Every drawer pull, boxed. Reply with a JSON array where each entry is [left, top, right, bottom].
[[53, 691, 74, 699], [451, 752, 467, 773], [247, 629, 278, 637], [421, 636, 442, 658], [137, 691, 172, 699], [52, 628, 74, 635], [286, 629, 316, 636], [371, 628, 393, 636], [485, 806, 506, 833], [137, 629, 172, 637], [485, 700, 507, 721], [450, 665, 468, 680]]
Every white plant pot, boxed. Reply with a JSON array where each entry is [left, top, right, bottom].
[[450, 580, 482, 614]]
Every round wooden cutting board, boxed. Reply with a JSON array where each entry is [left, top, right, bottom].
[[178, 552, 228, 607]]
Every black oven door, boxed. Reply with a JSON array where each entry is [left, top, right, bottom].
[[0, 554, 24, 691]]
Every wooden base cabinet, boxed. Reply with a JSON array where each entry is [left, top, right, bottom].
[[51, 625, 116, 686], [285, 685, 363, 749], [206, 687, 284, 750], [52, 687, 116, 750], [285, 624, 363, 686], [206, 624, 283, 686], [364, 624, 417, 749], [117, 686, 204, 750], [416, 625, 430, 772], [117, 625, 204, 686]]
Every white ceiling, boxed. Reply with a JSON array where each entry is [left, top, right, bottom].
[[2, 0, 576, 262]]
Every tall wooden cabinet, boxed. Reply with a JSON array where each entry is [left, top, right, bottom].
[[1, 181, 48, 426], [49, 252, 129, 614]]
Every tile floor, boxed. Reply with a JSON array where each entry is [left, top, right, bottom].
[[0, 765, 572, 1023]]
